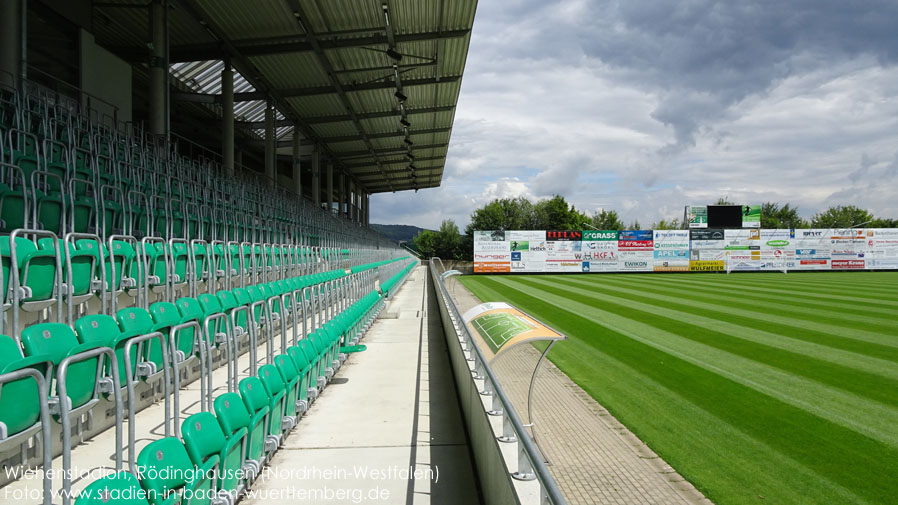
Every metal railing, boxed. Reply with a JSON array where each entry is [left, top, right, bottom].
[[429, 258, 567, 505]]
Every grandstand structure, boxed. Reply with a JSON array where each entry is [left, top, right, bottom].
[[0, 2, 575, 505]]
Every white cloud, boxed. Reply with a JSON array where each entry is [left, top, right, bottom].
[[372, 0, 898, 230]]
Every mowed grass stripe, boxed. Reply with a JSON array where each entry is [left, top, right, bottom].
[[567, 275, 898, 357], [643, 274, 898, 317], [462, 279, 873, 505], [618, 274, 897, 328], [538, 276, 898, 409], [721, 272, 898, 295], [465, 276, 898, 504], [673, 274, 898, 307], [509, 276, 898, 446]]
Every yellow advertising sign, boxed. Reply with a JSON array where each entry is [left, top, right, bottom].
[[689, 260, 725, 272]]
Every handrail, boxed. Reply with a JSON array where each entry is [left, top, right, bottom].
[[429, 257, 567, 505]]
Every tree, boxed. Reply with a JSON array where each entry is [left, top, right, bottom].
[[591, 209, 624, 230], [627, 220, 641, 230], [716, 196, 734, 205], [870, 217, 898, 228], [434, 220, 462, 259], [651, 218, 681, 230], [811, 205, 873, 228], [532, 195, 590, 230], [760, 202, 806, 229], [415, 220, 464, 259], [464, 196, 535, 235], [413, 230, 436, 258]]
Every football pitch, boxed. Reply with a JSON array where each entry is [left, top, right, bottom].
[[458, 272, 898, 505], [470, 312, 534, 353]]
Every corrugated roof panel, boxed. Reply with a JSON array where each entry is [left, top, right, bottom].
[[310, 121, 360, 139], [388, 0, 442, 34], [287, 95, 347, 118], [329, 139, 368, 152], [306, 0, 382, 33], [197, 0, 300, 40], [249, 53, 331, 89]]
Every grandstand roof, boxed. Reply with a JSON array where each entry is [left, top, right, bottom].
[[92, 0, 477, 193]]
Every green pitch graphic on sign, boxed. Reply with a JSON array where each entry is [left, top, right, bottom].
[[688, 206, 708, 228]]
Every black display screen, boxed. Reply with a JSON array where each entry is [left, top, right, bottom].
[[707, 205, 744, 228]]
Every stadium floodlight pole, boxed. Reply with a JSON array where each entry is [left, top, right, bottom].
[[851, 220, 873, 228], [583, 223, 598, 230]]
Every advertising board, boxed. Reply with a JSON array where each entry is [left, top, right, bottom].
[[653, 230, 689, 271], [582, 230, 618, 272]]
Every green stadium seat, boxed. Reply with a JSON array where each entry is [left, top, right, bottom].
[[181, 412, 245, 500], [0, 334, 46, 443], [213, 392, 262, 479], [20, 323, 104, 420], [259, 363, 292, 433], [238, 376, 277, 460], [136, 437, 216, 505], [74, 314, 136, 385]]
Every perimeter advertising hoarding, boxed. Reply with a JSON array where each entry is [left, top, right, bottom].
[[581, 230, 619, 272], [742, 205, 761, 228], [508, 230, 547, 273], [792, 229, 831, 270], [545, 240, 583, 272], [830, 228, 866, 269], [474, 231, 511, 273], [687, 206, 708, 228], [619, 230, 653, 271], [724, 229, 761, 271], [690, 229, 726, 261], [760, 229, 797, 270], [653, 230, 690, 271], [866, 228, 898, 269]]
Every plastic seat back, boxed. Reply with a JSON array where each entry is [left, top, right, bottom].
[[74, 314, 133, 383], [136, 437, 206, 505], [20, 323, 98, 409], [0, 335, 42, 436]]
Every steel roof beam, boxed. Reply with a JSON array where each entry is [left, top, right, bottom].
[[335, 142, 448, 159], [304, 104, 454, 125], [150, 29, 472, 63], [343, 155, 443, 168], [172, 76, 459, 103], [356, 167, 443, 178], [284, 0, 393, 191], [174, 0, 368, 192], [322, 127, 450, 144]]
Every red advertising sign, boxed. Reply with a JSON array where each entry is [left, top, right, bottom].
[[832, 259, 865, 269]]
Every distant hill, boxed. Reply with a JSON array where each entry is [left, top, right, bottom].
[[371, 223, 431, 243]]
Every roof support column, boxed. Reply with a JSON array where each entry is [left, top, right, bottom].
[[339, 172, 346, 219], [365, 193, 370, 226], [148, 0, 167, 137], [326, 160, 334, 215], [347, 179, 354, 223], [264, 100, 275, 187], [221, 61, 234, 177], [0, 0, 22, 90], [311, 147, 321, 207], [292, 129, 302, 197]]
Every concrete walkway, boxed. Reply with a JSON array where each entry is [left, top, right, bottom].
[[447, 278, 712, 505], [244, 266, 481, 505]]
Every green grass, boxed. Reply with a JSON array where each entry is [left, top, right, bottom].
[[470, 312, 533, 352], [458, 272, 898, 505]]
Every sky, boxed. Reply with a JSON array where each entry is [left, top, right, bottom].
[[371, 0, 898, 230]]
